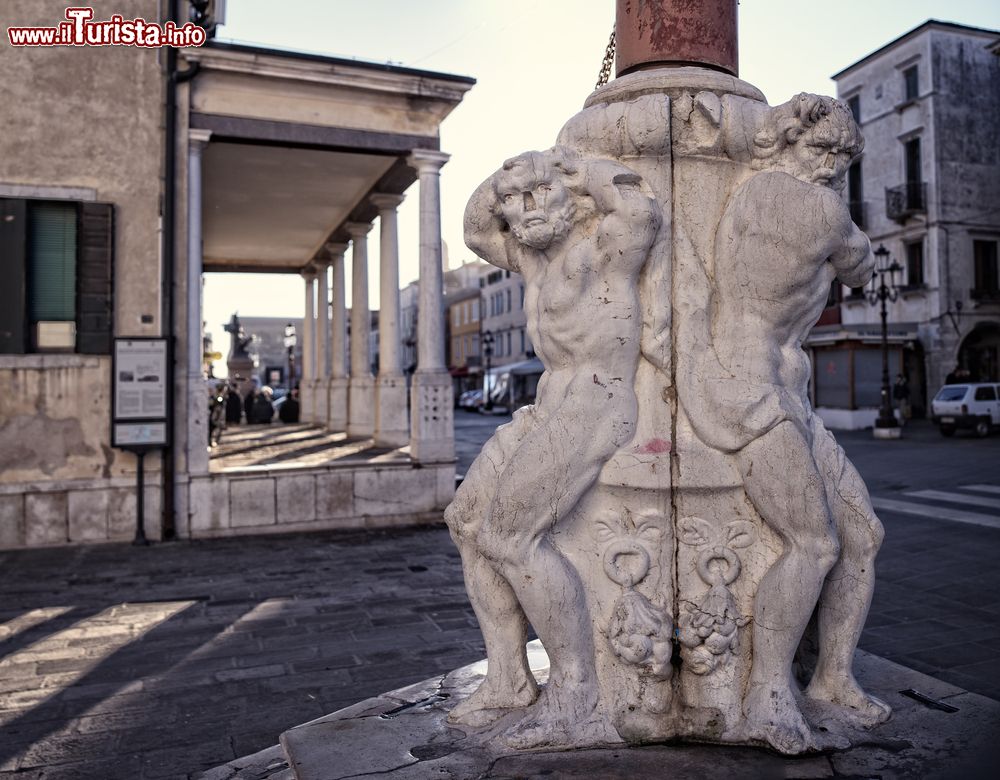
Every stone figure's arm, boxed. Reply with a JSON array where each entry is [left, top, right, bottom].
[[819, 188, 875, 288], [583, 161, 661, 269], [463, 176, 522, 274]]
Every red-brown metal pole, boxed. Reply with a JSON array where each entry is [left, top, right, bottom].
[[616, 0, 738, 77]]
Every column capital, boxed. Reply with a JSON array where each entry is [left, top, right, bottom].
[[308, 257, 330, 272], [301, 267, 316, 281], [408, 149, 450, 175], [370, 192, 406, 212], [324, 241, 350, 259], [345, 221, 373, 239], [189, 128, 213, 151]]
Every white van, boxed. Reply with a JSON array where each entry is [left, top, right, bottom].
[[930, 383, 1000, 437]]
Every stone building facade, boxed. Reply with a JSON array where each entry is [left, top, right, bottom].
[[0, 0, 472, 548], [808, 20, 1000, 429]]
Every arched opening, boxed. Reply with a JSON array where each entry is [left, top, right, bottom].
[[958, 321, 1000, 382]]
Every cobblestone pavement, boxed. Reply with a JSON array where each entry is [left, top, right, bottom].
[[0, 415, 997, 778]]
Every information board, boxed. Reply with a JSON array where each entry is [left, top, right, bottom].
[[112, 338, 168, 449]]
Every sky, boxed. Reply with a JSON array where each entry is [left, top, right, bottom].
[[203, 0, 1000, 361]]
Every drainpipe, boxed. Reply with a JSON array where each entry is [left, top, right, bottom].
[[162, 0, 200, 539]]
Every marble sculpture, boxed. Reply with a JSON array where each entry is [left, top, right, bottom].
[[445, 67, 891, 755]]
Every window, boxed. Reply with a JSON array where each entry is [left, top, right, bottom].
[[506, 331, 511, 355], [847, 94, 860, 123], [905, 241, 924, 287], [519, 284, 525, 308], [848, 161, 864, 227], [826, 281, 843, 307], [520, 328, 525, 354], [904, 138, 921, 185], [471, 299, 479, 322], [506, 289, 511, 312], [974, 386, 997, 402], [0, 198, 113, 354], [903, 65, 918, 102], [973, 240, 999, 297]]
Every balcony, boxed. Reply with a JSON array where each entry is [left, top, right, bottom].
[[885, 182, 927, 222], [848, 200, 866, 229], [970, 287, 1000, 303]]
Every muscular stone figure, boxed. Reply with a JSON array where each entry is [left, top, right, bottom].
[[683, 94, 890, 752], [445, 147, 660, 747]]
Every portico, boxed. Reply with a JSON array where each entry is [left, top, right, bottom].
[[177, 41, 473, 537]]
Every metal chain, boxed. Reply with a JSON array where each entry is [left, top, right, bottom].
[[595, 27, 616, 89]]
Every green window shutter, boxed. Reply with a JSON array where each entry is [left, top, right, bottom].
[[0, 198, 28, 354], [28, 202, 77, 322], [76, 203, 114, 354]]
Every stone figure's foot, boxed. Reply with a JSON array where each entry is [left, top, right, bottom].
[[805, 675, 892, 728], [447, 674, 539, 727], [501, 707, 617, 750], [744, 685, 817, 755]]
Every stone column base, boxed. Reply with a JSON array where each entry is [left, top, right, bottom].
[[314, 378, 330, 427], [329, 377, 349, 431], [409, 370, 454, 462], [375, 374, 409, 448], [347, 375, 376, 437]]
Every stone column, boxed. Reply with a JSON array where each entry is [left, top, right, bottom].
[[300, 269, 316, 422], [346, 222, 375, 437], [186, 129, 211, 476], [407, 151, 454, 461], [314, 258, 330, 426], [326, 242, 350, 431], [371, 193, 409, 447]]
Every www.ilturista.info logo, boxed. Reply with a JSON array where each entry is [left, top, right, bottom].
[[7, 7, 207, 48]]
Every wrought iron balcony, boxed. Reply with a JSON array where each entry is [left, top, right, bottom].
[[848, 200, 866, 229], [885, 182, 927, 222]]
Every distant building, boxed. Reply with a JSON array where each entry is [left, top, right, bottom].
[[481, 268, 532, 368], [807, 20, 1000, 429], [233, 316, 303, 389]]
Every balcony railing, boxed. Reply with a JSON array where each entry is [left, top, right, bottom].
[[848, 200, 866, 229], [885, 182, 927, 222]]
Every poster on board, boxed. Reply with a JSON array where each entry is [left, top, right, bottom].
[[113, 338, 168, 448]]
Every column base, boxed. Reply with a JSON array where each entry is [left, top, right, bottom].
[[348, 375, 376, 437], [409, 370, 454, 462], [374, 374, 409, 448], [299, 379, 315, 423], [314, 378, 330, 427], [329, 377, 349, 431]]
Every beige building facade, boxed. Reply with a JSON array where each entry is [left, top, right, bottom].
[[0, 0, 473, 548]]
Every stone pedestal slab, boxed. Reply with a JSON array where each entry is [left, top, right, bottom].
[[328, 377, 349, 431], [347, 376, 375, 438], [408, 371, 454, 462], [203, 646, 1000, 780]]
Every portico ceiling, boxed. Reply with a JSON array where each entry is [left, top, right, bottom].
[[201, 142, 394, 273]]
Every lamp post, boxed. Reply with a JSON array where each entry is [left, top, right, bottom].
[[482, 330, 495, 411], [284, 322, 297, 391], [865, 244, 903, 439]]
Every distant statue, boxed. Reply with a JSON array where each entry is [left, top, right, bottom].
[[446, 147, 660, 748], [681, 93, 889, 752], [224, 313, 253, 363]]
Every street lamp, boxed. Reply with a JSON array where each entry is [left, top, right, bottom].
[[283, 322, 297, 390], [865, 244, 903, 439], [482, 330, 495, 411]]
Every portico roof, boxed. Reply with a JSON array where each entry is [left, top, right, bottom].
[[183, 41, 474, 274]]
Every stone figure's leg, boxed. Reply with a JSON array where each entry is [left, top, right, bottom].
[[479, 381, 634, 748], [737, 420, 841, 754], [805, 425, 891, 726], [444, 411, 541, 724]]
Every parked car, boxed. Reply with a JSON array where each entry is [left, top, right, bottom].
[[458, 389, 484, 410], [930, 382, 1000, 437]]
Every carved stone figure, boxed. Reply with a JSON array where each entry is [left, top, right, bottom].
[[445, 64, 889, 755], [444, 147, 661, 748], [680, 94, 889, 752]]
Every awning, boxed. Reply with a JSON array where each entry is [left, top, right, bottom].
[[805, 323, 920, 347]]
